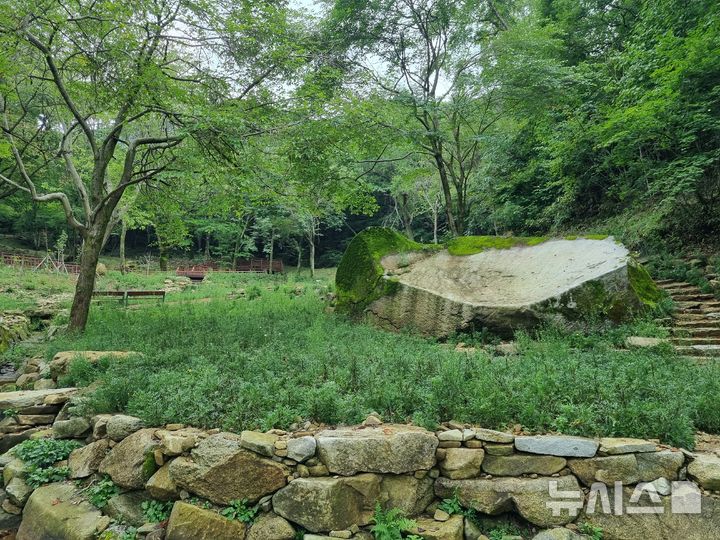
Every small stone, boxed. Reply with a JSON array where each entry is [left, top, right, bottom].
[[6, 477, 32, 506], [15, 373, 40, 388], [241, 430, 278, 457], [625, 336, 667, 348], [434, 509, 450, 522], [17, 414, 55, 425], [362, 415, 383, 427], [439, 441, 462, 448], [308, 463, 329, 476], [276, 449, 289, 457], [275, 440, 288, 450], [52, 417, 90, 439], [484, 443, 514, 456], [440, 448, 485, 480], [165, 423, 185, 431], [1, 499, 21, 515], [146, 463, 179, 501], [599, 437, 657, 455], [475, 428, 514, 444], [32, 379, 56, 391], [438, 429, 463, 442], [69, 439, 110, 479], [650, 477, 672, 496], [462, 429, 475, 441], [106, 415, 144, 441], [465, 440, 484, 449], [287, 436, 316, 463], [329, 530, 353, 539]]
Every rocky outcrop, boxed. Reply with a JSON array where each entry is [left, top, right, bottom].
[[336, 228, 660, 336]]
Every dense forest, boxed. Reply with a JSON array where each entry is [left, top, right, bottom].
[[1, 0, 719, 327]]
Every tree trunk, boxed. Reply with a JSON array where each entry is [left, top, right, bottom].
[[159, 243, 168, 271], [204, 234, 210, 260], [119, 220, 127, 274], [432, 209, 438, 244], [309, 218, 317, 278], [295, 240, 302, 271], [399, 193, 414, 240], [432, 151, 459, 236], [68, 229, 102, 332], [268, 233, 274, 275]]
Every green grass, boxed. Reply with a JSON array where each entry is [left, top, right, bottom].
[[43, 277, 720, 449]]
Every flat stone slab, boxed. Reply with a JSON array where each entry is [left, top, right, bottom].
[[316, 425, 437, 475], [515, 435, 599, 457], [599, 437, 657, 455], [0, 388, 78, 410]]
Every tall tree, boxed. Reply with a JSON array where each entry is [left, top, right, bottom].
[[0, 0, 305, 330]]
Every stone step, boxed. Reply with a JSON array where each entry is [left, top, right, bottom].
[[669, 327, 720, 338], [666, 289, 703, 296], [674, 312, 706, 319], [672, 293, 717, 302], [674, 320, 720, 328], [656, 279, 688, 286], [672, 337, 720, 346], [674, 345, 720, 357]]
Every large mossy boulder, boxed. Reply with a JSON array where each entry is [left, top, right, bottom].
[[336, 228, 661, 337]]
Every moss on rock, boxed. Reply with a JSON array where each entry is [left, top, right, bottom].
[[447, 235, 550, 256], [628, 259, 664, 307], [335, 228, 435, 315]]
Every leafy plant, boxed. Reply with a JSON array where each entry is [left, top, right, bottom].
[[12, 438, 83, 468], [487, 523, 524, 540], [25, 465, 70, 488], [87, 476, 120, 509], [370, 503, 417, 540], [220, 499, 259, 523], [141, 500, 173, 523], [3, 408, 19, 418], [579, 522, 604, 540], [438, 492, 463, 516]]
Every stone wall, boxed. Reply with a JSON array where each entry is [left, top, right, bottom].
[[0, 392, 719, 540]]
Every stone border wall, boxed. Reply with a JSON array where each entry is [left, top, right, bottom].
[[1, 388, 720, 540]]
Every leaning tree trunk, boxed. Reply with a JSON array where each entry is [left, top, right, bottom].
[[68, 228, 103, 332]]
